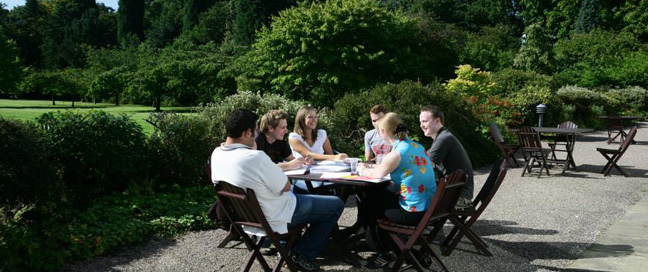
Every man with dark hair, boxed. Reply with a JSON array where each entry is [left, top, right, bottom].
[[211, 109, 344, 271], [419, 105, 474, 208], [257, 110, 312, 171], [364, 104, 391, 162]]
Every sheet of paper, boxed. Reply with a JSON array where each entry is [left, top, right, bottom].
[[320, 172, 352, 179], [341, 174, 391, 183], [309, 165, 350, 173], [283, 166, 307, 176]]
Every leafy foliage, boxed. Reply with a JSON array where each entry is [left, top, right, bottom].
[[330, 80, 498, 167], [37, 110, 147, 204], [0, 31, 22, 95], [0, 118, 57, 204], [249, 0, 443, 107]]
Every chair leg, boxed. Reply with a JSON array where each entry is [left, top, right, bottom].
[[420, 238, 449, 272], [218, 228, 241, 248]]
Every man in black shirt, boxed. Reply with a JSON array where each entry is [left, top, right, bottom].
[[257, 110, 312, 170]]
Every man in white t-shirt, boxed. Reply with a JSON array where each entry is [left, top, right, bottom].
[[211, 109, 344, 272]]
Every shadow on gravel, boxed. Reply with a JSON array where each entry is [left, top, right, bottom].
[[575, 164, 648, 177], [67, 236, 177, 271], [474, 220, 559, 236], [485, 239, 634, 261], [534, 264, 608, 271]]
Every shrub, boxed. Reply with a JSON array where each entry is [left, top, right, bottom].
[[606, 86, 648, 114], [0, 186, 215, 271], [0, 118, 58, 205], [147, 112, 213, 188], [197, 91, 305, 144], [556, 85, 609, 128], [37, 111, 147, 204], [507, 85, 563, 127], [330, 80, 498, 167]]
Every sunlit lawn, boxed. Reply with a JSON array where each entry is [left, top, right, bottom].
[[0, 99, 196, 134]]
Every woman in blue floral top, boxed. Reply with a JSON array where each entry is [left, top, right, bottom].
[[357, 112, 436, 268]]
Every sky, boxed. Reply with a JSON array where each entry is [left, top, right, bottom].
[[2, 0, 119, 10]]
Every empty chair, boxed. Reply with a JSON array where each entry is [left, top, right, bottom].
[[597, 126, 638, 177], [489, 122, 520, 167], [517, 127, 552, 177], [439, 159, 508, 256], [548, 121, 578, 170], [377, 170, 466, 272], [215, 180, 307, 272]]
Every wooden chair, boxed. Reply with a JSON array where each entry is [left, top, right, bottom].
[[378, 170, 466, 272], [215, 180, 307, 272], [597, 126, 638, 177], [548, 121, 578, 170], [517, 127, 552, 177], [439, 159, 508, 257], [606, 114, 626, 144], [204, 158, 242, 248], [489, 122, 520, 167]]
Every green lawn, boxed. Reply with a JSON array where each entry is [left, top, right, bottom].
[[0, 99, 196, 134]]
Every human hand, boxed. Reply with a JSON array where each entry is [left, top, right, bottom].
[[304, 155, 314, 165], [334, 153, 348, 160], [288, 157, 305, 170]]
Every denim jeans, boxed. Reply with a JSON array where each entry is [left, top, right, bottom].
[[288, 194, 344, 261]]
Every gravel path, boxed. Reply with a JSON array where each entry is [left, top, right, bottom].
[[68, 123, 648, 272]]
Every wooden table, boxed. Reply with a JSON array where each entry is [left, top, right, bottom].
[[531, 127, 594, 171], [287, 171, 390, 267], [598, 116, 643, 144]]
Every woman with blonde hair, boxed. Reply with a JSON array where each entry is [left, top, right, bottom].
[[289, 106, 347, 161], [356, 112, 436, 269]]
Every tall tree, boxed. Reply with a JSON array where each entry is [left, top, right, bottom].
[[117, 0, 145, 44], [514, 23, 553, 74], [145, 0, 184, 48], [232, 0, 297, 46], [575, 0, 601, 34], [0, 31, 23, 95], [181, 0, 217, 32]]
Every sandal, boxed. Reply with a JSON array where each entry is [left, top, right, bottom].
[[365, 252, 396, 269]]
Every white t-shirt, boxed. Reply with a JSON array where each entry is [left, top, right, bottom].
[[211, 143, 296, 234], [289, 129, 327, 158]]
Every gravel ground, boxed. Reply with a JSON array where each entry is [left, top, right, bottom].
[[68, 123, 648, 272]]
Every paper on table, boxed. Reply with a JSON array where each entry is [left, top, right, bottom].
[[309, 165, 350, 173], [320, 172, 352, 179], [283, 166, 308, 176], [341, 174, 391, 183]]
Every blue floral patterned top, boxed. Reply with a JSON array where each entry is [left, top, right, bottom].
[[391, 138, 436, 212]]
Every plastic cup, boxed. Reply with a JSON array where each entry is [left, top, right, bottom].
[[349, 158, 359, 175]]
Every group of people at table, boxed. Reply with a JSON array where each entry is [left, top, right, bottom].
[[211, 105, 474, 271]]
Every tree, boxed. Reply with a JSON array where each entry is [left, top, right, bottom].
[[117, 0, 145, 44], [575, 0, 602, 34], [247, 0, 445, 106], [89, 67, 130, 105], [178, 1, 230, 45], [181, 0, 217, 32], [0, 31, 23, 95], [232, 0, 264, 46], [4, 0, 46, 68], [513, 22, 553, 74], [145, 0, 184, 48]]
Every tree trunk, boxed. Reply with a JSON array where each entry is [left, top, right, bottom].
[[51, 93, 55, 105], [115, 94, 120, 106], [155, 95, 161, 112]]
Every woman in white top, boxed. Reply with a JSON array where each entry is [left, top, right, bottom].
[[289, 106, 347, 161]]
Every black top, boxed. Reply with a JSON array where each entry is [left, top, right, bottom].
[[255, 134, 292, 164]]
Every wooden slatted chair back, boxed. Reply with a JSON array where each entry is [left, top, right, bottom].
[[215, 181, 266, 230], [517, 127, 542, 151], [558, 121, 578, 129]]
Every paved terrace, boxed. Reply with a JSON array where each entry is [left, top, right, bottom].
[[70, 123, 648, 272]]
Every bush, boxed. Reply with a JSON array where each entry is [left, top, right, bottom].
[[147, 112, 214, 188], [330, 80, 498, 167], [556, 85, 609, 128], [197, 91, 305, 144], [0, 118, 57, 205], [507, 85, 563, 127], [0, 186, 215, 271], [605, 86, 648, 114], [37, 111, 147, 204]]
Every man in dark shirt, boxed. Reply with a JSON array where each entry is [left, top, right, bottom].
[[419, 105, 474, 208], [256, 110, 312, 170]]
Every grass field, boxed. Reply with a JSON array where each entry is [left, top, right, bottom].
[[0, 99, 196, 134]]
